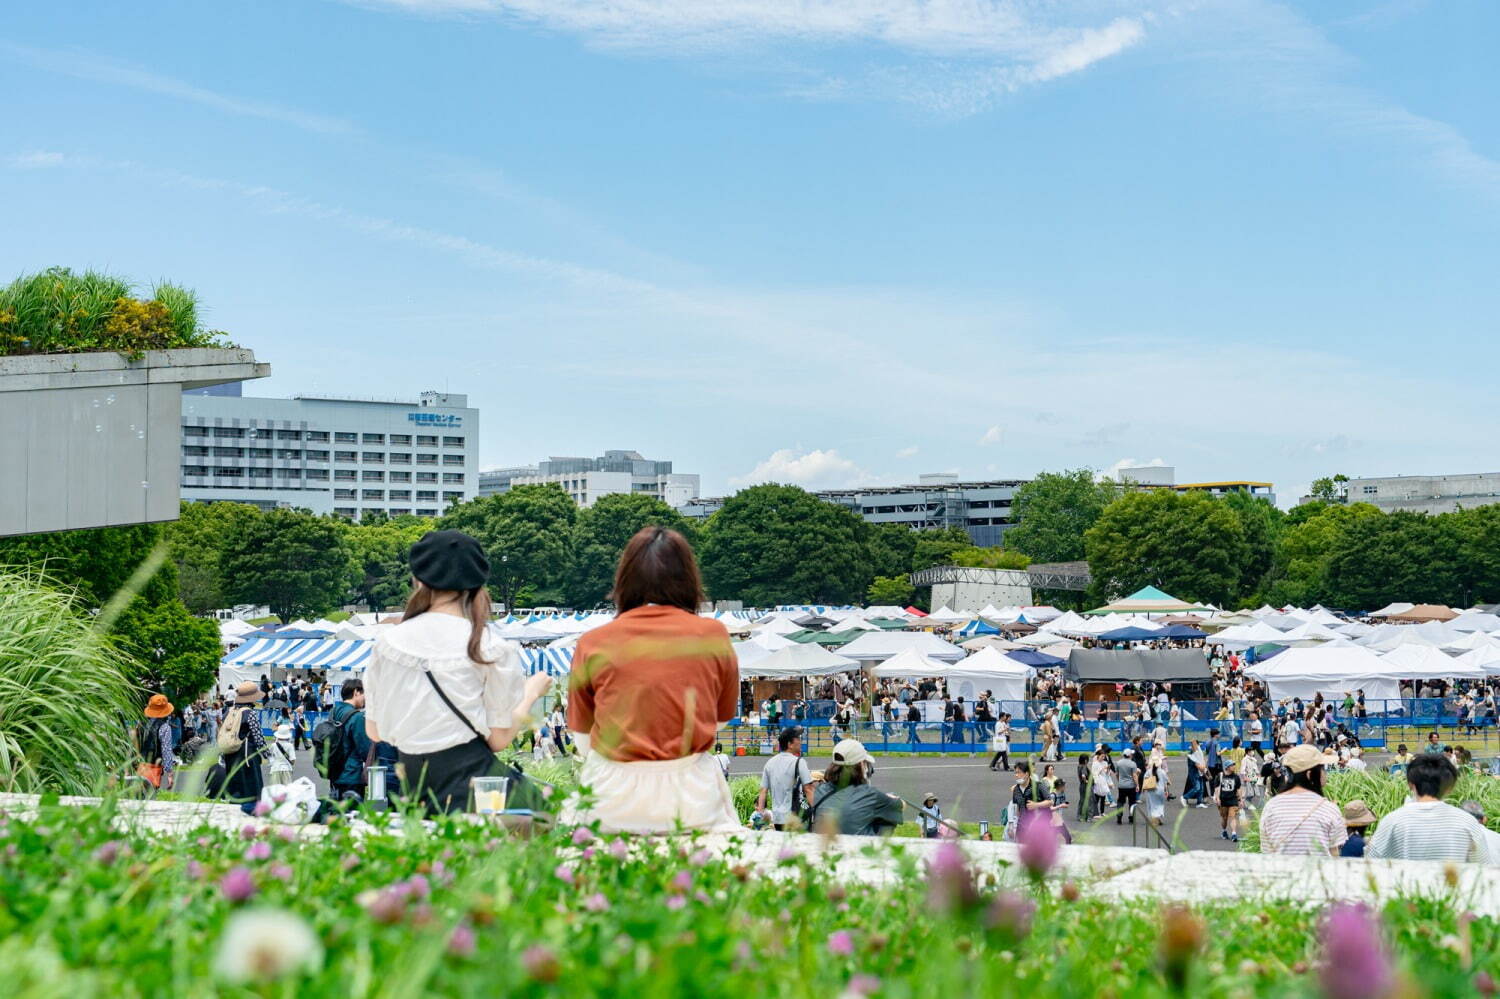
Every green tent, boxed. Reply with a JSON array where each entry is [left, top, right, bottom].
[[1084, 585, 1214, 616]]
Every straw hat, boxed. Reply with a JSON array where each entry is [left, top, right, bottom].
[[234, 681, 264, 705], [144, 693, 174, 718], [1342, 799, 1377, 828], [1282, 744, 1333, 773]]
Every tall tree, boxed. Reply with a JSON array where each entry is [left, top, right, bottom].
[[1323, 510, 1461, 610], [1263, 502, 1382, 608], [342, 515, 437, 611], [111, 593, 223, 701], [565, 493, 694, 608], [1450, 504, 1500, 605], [219, 509, 358, 622], [867, 574, 914, 606], [162, 501, 263, 613], [862, 522, 917, 579], [439, 485, 577, 610], [910, 527, 975, 571], [698, 484, 870, 605], [1003, 469, 1123, 564], [1084, 490, 1249, 606], [1219, 491, 1283, 603]]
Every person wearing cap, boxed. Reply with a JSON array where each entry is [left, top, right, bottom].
[[364, 530, 551, 814], [918, 792, 943, 838], [136, 694, 176, 791], [1368, 754, 1490, 863], [563, 527, 742, 833], [1257, 744, 1345, 856], [757, 726, 814, 831], [807, 740, 903, 837], [268, 716, 296, 786], [223, 681, 270, 808], [1458, 801, 1500, 865], [1338, 799, 1377, 857]]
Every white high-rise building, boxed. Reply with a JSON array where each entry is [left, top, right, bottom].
[[479, 450, 699, 509]]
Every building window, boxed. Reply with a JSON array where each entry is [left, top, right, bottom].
[[275, 429, 302, 441], [183, 445, 210, 457], [334, 470, 357, 482], [389, 452, 411, 464], [362, 452, 384, 463], [416, 490, 438, 501], [415, 435, 438, 447], [362, 433, 385, 445], [276, 468, 302, 479], [1362, 485, 1377, 495], [416, 454, 439, 466], [181, 465, 210, 477], [212, 427, 246, 439], [249, 448, 273, 459], [442, 455, 464, 467], [416, 471, 438, 483], [183, 425, 209, 437], [212, 447, 244, 458], [247, 468, 272, 479], [306, 431, 330, 443], [389, 434, 411, 445], [305, 450, 329, 462], [417, 508, 437, 517], [334, 450, 357, 462], [442, 472, 465, 484], [213, 467, 244, 478], [443, 436, 465, 448], [335, 431, 357, 443], [362, 489, 384, 501], [361, 470, 384, 482], [334, 507, 356, 518], [335, 489, 357, 500], [275, 449, 302, 460], [305, 468, 329, 481], [390, 471, 411, 483], [443, 491, 463, 503], [389, 507, 411, 516], [389, 489, 411, 501]]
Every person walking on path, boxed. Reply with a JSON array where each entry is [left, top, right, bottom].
[[756, 726, 814, 830], [988, 713, 1010, 771], [136, 694, 176, 792], [1114, 750, 1139, 824], [220, 682, 268, 810], [563, 527, 741, 834], [1368, 754, 1490, 863], [364, 531, 548, 814]]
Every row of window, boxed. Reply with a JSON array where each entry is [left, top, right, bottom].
[[181, 446, 463, 468], [334, 489, 461, 502], [184, 426, 465, 448], [334, 507, 440, 518], [183, 466, 333, 480]]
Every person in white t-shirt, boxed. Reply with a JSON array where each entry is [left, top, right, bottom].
[[756, 727, 814, 830], [1369, 755, 1489, 863], [1459, 801, 1500, 865], [713, 742, 732, 780]]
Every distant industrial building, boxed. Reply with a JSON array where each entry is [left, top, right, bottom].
[[179, 389, 479, 520], [680, 474, 1025, 547], [1115, 465, 1275, 506], [479, 450, 699, 509], [1322, 473, 1500, 515]]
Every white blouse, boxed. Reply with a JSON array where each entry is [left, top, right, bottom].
[[364, 614, 525, 755]]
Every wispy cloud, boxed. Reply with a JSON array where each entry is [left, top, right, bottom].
[[730, 448, 875, 490], [0, 41, 357, 135], [978, 425, 1004, 446], [896, 445, 919, 458], [348, 1, 1157, 112]]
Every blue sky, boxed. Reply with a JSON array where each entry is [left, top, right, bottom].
[[4, 0, 1497, 506]]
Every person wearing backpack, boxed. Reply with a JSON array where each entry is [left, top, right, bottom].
[[313, 679, 372, 801], [219, 682, 268, 810], [136, 694, 176, 791]]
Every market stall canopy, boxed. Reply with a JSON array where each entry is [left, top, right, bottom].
[[1211, 621, 1289, 650], [867, 647, 956, 679], [732, 632, 797, 669], [520, 647, 574, 676], [1084, 586, 1212, 616], [960, 636, 1027, 652], [839, 631, 966, 663], [788, 629, 866, 647], [1449, 611, 1500, 634], [738, 643, 857, 679], [1096, 626, 1166, 643], [1004, 649, 1066, 669], [1454, 646, 1500, 676], [1367, 602, 1415, 618], [925, 606, 971, 625], [1064, 648, 1211, 684], [1384, 604, 1459, 623], [1377, 643, 1487, 680], [1157, 625, 1208, 640], [1242, 645, 1402, 705], [957, 619, 1002, 637]]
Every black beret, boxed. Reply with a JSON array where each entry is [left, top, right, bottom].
[[409, 530, 490, 592]]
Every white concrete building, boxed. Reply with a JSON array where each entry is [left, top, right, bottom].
[[479, 450, 699, 509], [180, 388, 479, 520], [1337, 472, 1500, 515]]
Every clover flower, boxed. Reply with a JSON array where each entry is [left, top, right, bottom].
[[571, 827, 595, 847], [828, 930, 855, 957], [522, 945, 560, 983], [220, 867, 257, 903], [926, 841, 980, 914], [244, 841, 271, 862], [1016, 813, 1059, 878], [983, 891, 1036, 941], [94, 840, 124, 866], [215, 908, 322, 984], [1158, 904, 1206, 991], [448, 923, 476, 958], [554, 864, 576, 885], [583, 893, 610, 912], [1319, 903, 1393, 999]]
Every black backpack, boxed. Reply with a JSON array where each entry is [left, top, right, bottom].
[[136, 718, 165, 764], [312, 704, 353, 782]]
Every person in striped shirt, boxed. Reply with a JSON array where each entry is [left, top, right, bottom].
[[1258, 744, 1345, 856], [1368, 755, 1490, 863]]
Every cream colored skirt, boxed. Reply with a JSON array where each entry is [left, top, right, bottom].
[[561, 751, 742, 834]]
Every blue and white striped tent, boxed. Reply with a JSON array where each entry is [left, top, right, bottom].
[[222, 636, 373, 672], [520, 646, 574, 677]]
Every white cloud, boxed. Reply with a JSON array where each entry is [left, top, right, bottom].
[[730, 448, 875, 490], [895, 445, 919, 458], [1102, 457, 1167, 482], [978, 425, 1003, 446], [0, 42, 356, 135], [7, 150, 65, 168], [348, 1, 1155, 111]]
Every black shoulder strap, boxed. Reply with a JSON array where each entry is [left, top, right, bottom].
[[423, 669, 489, 743]]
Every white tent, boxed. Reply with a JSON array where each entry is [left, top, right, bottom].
[[1211, 621, 1288, 650], [1368, 602, 1415, 618], [870, 646, 1033, 705], [1449, 611, 1500, 634], [1442, 630, 1500, 653], [1021, 606, 1064, 623], [1454, 646, 1500, 676], [1040, 610, 1090, 635], [838, 631, 967, 664], [863, 606, 911, 620], [1377, 643, 1488, 680], [867, 647, 955, 679], [925, 605, 971, 625], [1243, 645, 1401, 706], [1275, 622, 1344, 645], [731, 631, 797, 668], [738, 643, 856, 679], [754, 616, 806, 637]]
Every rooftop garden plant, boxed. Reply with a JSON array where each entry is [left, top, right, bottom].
[[0, 266, 232, 359]]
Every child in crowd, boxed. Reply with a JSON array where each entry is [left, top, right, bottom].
[[1049, 778, 1073, 843], [1339, 800, 1377, 857]]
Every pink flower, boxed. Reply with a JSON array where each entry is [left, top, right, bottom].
[[827, 930, 855, 957], [1016, 813, 1060, 878], [581, 847, 596, 860], [672, 870, 693, 892], [983, 891, 1036, 940], [196, 836, 213, 849], [666, 895, 687, 911], [239, 824, 258, 841], [269, 863, 294, 882], [689, 848, 711, 867], [448, 923, 476, 958], [926, 841, 979, 913], [1320, 903, 1393, 999], [364, 887, 409, 924], [219, 867, 256, 903], [608, 839, 629, 861], [252, 801, 272, 817], [270, 787, 287, 804], [777, 846, 799, 863], [341, 854, 361, 873], [846, 974, 881, 997], [406, 874, 431, 900], [571, 827, 595, 846], [244, 841, 271, 862], [522, 945, 560, 983], [94, 841, 124, 866], [185, 859, 205, 881], [276, 826, 298, 843], [554, 864, 576, 885], [583, 893, 610, 912]]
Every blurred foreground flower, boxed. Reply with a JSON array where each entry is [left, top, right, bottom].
[[828, 930, 855, 957], [1319, 903, 1393, 999], [216, 908, 322, 984], [1158, 904, 1205, 991], [983, 891, 1035, 941], [220, 867, 257, 903], [927, 841, 980, 914], [1016, 813, 1059, 878], [522, 945, 561, 983]]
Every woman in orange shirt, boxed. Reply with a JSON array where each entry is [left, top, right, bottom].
[[563, 527, 742, 833]]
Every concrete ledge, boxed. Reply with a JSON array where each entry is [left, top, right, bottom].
[[0, 347, 269, 392], [5, 793, 1495, 915]]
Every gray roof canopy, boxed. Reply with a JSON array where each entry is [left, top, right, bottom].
[[1066, 648, 1212, 684]]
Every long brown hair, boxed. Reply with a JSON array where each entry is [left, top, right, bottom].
[[403, 583, 493, 665], [612, 527, 704, 614]]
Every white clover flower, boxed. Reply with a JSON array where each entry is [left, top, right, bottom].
[[216, 908, 323, 984]]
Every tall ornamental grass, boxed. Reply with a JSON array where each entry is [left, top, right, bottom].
[[0, 570, 139, 793]]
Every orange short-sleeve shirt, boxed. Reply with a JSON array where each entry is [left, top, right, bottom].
[[567, 605, 739, 762]]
